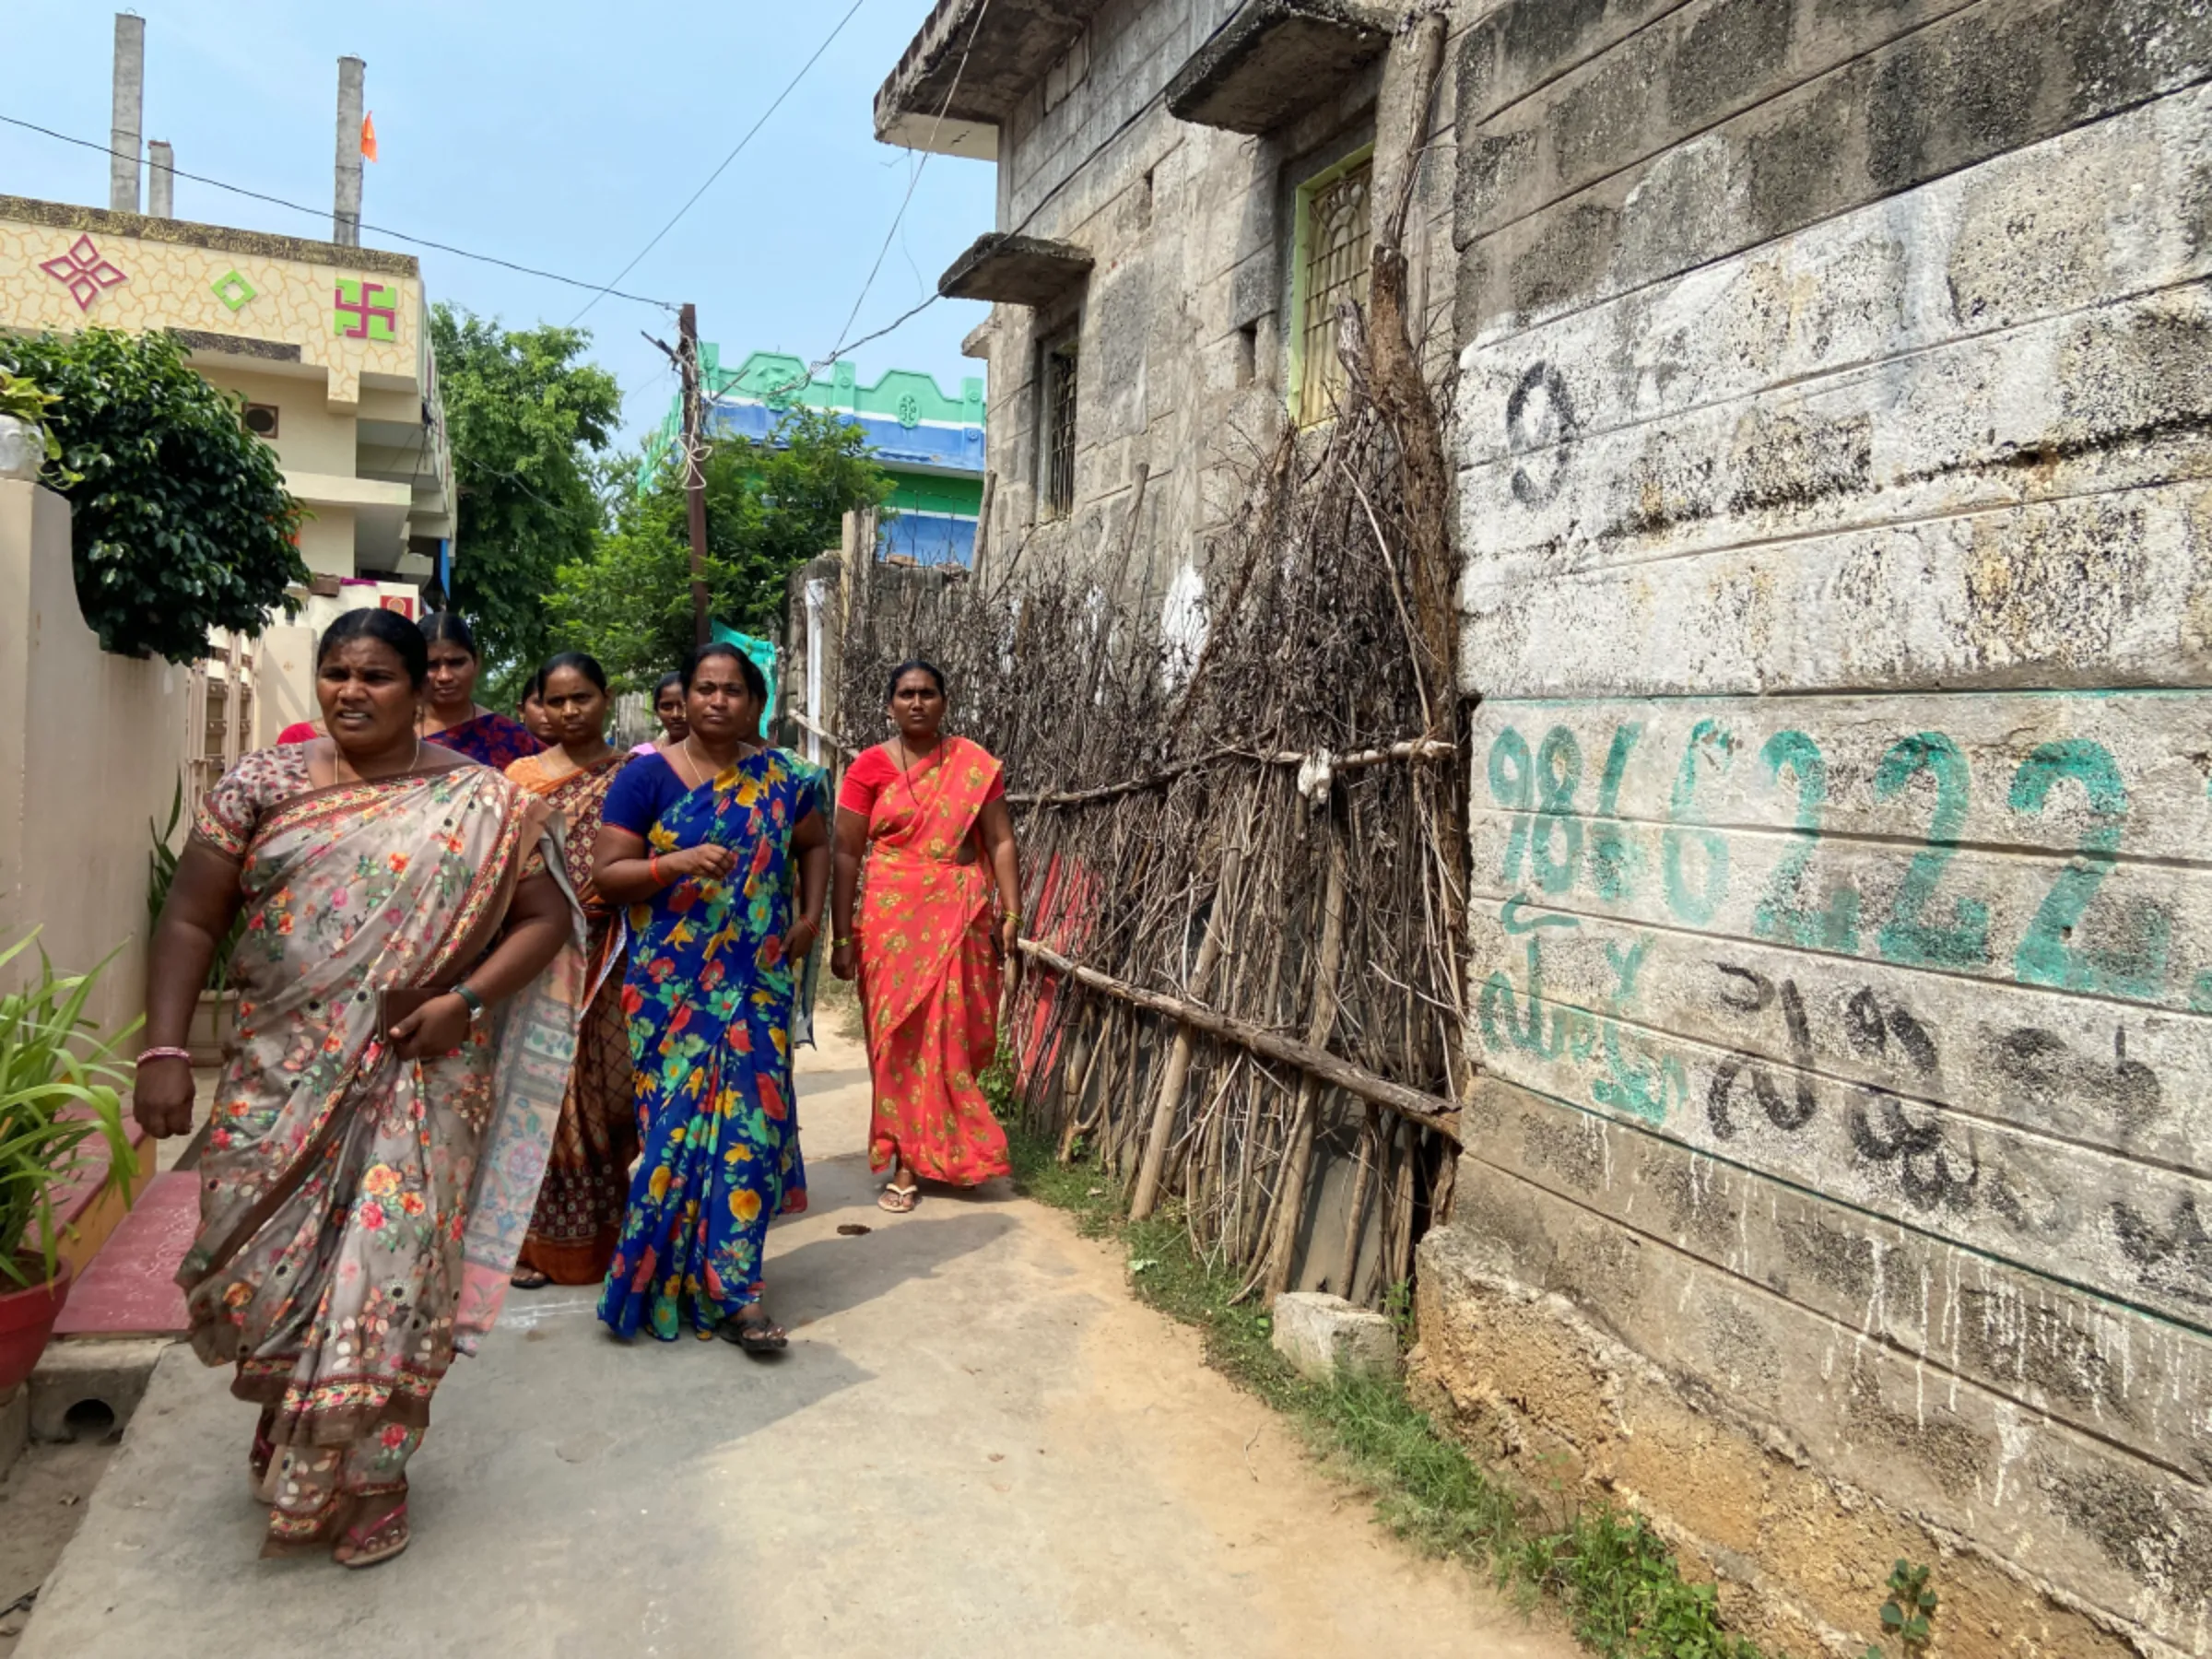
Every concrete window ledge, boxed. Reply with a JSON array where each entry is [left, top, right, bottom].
[[1166, 0, 1396, 135], [938, 232, 1095, 308]]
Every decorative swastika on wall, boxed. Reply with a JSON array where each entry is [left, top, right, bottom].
[[332, 277, 399, 342], [40, 236, 128, 312]]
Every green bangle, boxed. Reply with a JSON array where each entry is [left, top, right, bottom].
[[453, 983, 486, 1023]]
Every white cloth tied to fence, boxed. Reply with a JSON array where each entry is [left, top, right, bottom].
[[1295, 748, 1335, 805]]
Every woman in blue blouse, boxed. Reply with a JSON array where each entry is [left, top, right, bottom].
[[590, 642, 829, 1353]]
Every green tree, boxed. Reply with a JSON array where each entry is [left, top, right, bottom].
[[430, 305, 619, 687], [552, 407, 893, 685], [1, 328, 305, 664]]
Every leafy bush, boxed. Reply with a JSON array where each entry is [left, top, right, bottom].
[[552, 408, 894, 687], [0, 368, 65, 477], [0, 933, 138, 1287], [429, 305, 619, 688], [0, 327, 306, 664]]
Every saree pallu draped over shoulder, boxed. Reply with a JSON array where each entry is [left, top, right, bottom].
[[507, 750, 638, 1284], [181, 765, 583, 1498], [856, 735, 1010, 1186]]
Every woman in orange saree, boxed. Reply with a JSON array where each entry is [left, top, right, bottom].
[[505, 653, 637, 1287], [830, 661, 1022, 1212]]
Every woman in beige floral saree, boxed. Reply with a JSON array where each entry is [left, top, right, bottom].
[[135, 609, 583, 1569]]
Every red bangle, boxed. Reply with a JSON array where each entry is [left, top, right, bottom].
[[649, 853, 664, 887]]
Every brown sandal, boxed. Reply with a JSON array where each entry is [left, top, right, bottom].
[[333, 1494, 410, 1570]]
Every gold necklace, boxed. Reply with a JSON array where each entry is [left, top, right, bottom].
[[677, 734, 756, 790]]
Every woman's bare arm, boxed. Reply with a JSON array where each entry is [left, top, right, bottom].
[[135, 841, 247, 1136], [593, 822, 734, 904], [976, 796, 1022, 956], [829, 807, 868, 980]]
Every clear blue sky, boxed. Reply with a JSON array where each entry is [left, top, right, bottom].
[[0, 2, 995, 445]]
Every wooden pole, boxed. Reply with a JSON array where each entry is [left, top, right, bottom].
[[1264, 836, 1348, 1300], [1015, 935, 1460, 1140], [678, 302, 711, 648], [1130, 845, 1242, 1220]]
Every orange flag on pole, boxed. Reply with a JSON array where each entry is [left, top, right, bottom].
[[360, 112, 379, 162]]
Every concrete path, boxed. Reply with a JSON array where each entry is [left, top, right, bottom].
[[18, 1028, 1565, 1659]]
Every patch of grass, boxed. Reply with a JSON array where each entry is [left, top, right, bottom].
[[986, 1065, 1775, 1659], [812, 972, 868, 1044]]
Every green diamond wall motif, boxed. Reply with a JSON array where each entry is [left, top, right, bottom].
[[332, 277, 399, 342], [210, 269, 256, 312]]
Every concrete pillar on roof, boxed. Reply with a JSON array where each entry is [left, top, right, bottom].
[[109, 14, 144, 215], [147, 140, 174, 218], [334, 56, 365, 247]]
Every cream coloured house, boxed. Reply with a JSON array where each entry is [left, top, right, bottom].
[[0, 194, 452, 584]]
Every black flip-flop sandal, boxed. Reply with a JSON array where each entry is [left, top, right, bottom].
[[718, 1314, 788, 1355]]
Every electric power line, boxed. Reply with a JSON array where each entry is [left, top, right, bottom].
[[0, 112, 678, 311], [802, 6, 1221, 384], [823, 0, 993, 370], [567, 0, 871, 326]]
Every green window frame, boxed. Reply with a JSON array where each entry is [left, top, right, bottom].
[[1288, 145, 1374, 427]]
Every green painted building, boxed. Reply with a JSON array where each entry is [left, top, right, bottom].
[[641, 348, 987, 567]]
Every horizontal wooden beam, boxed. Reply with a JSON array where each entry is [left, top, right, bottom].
[[1006, 735, 1454, 809], [1017, 938, 1464, 1141]]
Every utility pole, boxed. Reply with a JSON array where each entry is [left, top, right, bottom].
[[678, 303, 711, 647]]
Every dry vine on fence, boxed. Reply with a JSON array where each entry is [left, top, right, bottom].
[[832, 316, 1466, 1309]]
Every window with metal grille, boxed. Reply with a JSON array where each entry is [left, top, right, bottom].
[[1042, 337, 1079, 519], [1294, 155, 1372, 427]]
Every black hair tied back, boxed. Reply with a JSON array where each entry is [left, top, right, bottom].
[[680, 641, 769, 702], [538, 651, 608, 695], [885, 658, 947, 701], [317, 606, 430, 688], [418, 611, 477, 658]]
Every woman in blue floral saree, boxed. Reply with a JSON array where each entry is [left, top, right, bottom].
[[592, 643, 829, 1352]]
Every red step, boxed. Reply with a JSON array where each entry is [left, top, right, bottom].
[[52, 1170, 198, 1338], [49, 1113, 154, 1277]]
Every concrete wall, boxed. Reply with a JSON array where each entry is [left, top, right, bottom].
[[0, 479, 193, 1039], [964, 0, 1458, 615], [1422, 2, 2212, 1653]]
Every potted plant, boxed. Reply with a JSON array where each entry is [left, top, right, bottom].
[[0, 932, 137, 1393], [0, 367, 65, 483], [147, 781, 246, 1064]]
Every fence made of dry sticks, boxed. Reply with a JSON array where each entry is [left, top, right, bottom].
[[830, 367, 1470, 1310], [830, 35, 1466, 1304]]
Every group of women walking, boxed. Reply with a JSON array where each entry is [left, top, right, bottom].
[[135, 608, 1019, 1569]]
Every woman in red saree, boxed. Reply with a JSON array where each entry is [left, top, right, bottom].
[[830, 661, 1021, 1212]]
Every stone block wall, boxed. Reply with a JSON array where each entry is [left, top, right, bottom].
[[964, 0, 1463, 616], [1423, 1, 2212, 1653]]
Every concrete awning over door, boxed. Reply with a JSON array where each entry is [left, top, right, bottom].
[[938, 232, 1094, 308], [1166, 0, 1396, 135]]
